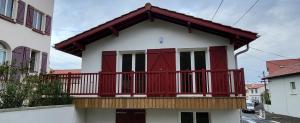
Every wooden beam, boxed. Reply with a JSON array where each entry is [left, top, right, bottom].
[[72, 42, 85, 51], [147, 11, 154, 22], [109, 26, 119, 37], [187, 22, 192, 33]]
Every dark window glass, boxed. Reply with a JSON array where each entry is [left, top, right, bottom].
[[135, 53, 145, 72], [196, 112, 209, 123], [0, 0, 14, 17], [181, 112, 193, 123], [29, 51, 36, 72], [122, 54, 132, 93], [180, 52, 191, 70], [180, 52, 192, 93], [135, 53, 145, 94], [194, 51, 206, 70]]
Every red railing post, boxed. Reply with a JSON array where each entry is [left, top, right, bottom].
[[67, 72, 71, 94], [201, 69, 207, 96], [241, 68, 246, 96], [98, 71, 101, 96]]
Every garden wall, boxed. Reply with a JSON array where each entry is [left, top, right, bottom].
[[0, 105, 84, 123]]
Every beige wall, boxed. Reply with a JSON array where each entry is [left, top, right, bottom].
[[0, 0, 54, 73]]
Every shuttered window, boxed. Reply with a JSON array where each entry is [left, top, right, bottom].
[[16, 0, 25, 24], [40, 52, 48, 74], [45, 15, 51, 35], [99, 51, 116, 97], [32, 10, 43, 30], [26, 5, 34, 28]]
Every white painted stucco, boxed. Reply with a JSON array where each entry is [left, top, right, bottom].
[[268, 74, 300, 118], [0, 105, 84, 123], [83, 109, 240, 123], [81, 19, 236, 73], [0, 0, 54, 73], [246, 84, 265, 103]]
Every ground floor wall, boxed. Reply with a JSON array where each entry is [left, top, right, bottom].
[[85, 109, 241, 123], [0, 105, 84, 123]]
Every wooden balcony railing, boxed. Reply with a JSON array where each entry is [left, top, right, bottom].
[[42, 69, 245, 97]]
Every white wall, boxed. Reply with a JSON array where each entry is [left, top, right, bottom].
[[0, 105, 84, 123], [0, 0, 54, 72], [268, 74, 300, 118], [84, 109, 240, 123], [81, 19, 236, 73]]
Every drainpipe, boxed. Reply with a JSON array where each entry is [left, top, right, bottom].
[[234, 44, 249, 69]]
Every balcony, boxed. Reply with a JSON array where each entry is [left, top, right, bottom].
[[43, 69, 246, 109]]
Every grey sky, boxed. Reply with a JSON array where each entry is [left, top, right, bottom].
[[50, 0, 300, 83]]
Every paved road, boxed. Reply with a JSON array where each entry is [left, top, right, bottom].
[[242, 112, 274, 123]]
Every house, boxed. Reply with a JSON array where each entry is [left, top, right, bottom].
[[264, 58, 300, 118], [0, 0, 54, 74], [50, 69, 81, 74], [245, 83, 265, 103], [53, 3, 258, 123]]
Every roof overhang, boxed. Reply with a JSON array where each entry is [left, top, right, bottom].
[[55, 3, 259, 57]]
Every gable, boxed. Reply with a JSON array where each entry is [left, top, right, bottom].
[[55, 3, 258, 57]]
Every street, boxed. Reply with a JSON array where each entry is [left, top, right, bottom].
[[242, 112, 274, 123]]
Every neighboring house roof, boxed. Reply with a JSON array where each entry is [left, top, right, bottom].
[[265, 58, 300, 79], [50, 69, 81, 74], [54, 3, 258, 57], [246, 83, 264, 89]]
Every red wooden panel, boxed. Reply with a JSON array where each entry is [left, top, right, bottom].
[[99, 51, 116, 97], [116, 109, 145, 123], [16, 0, 25, 24], [209, 46, 229, 97], [26, 5, 34, 28], [147, 48, 176, 97]]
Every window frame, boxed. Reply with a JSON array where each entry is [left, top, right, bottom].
[[0, 0, 14, 18], [177, 49, 208, 94], [29, 50, 40, 73], [179, 111, 210, 123], [32, 9, 44, 31], [0, 43, 7, 65]]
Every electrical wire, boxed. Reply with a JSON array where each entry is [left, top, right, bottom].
[[211, 0, 224, 21], [233, 0, 260, 25]]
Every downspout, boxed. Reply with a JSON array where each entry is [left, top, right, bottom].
[[234, 44, 249, 69]]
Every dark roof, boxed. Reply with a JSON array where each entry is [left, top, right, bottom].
[[265, 58, 300, 79], [55, 3, 258, 57]]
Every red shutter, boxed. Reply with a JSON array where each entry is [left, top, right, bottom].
[[26, 5, 34, 28], [41, 52, 48, 74], [209, 46, 229, 96], [16, 0, 25, 24], [99, 51, 116, 97], [11, 46, 31, 80], [147, 48, 176, 97], [45, 15, 52, 35]]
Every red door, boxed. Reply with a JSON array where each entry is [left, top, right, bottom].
[[99, 51, 116, 97], [116, 109, 145, 123], [147, 48, 176, 97], [209, 46, 229, 96]]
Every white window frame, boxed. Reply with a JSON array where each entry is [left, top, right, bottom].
[[0, 45, 7, 65], [29, 50, 41, 74], [177, 48, 209, 96], [0, 0, 14, 18], [290, 82, 297, 95], [178, 111, 210, 123], [32, 9, 44, 31], [117, 50, 146, 97]]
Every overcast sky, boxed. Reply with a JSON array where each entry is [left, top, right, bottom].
[[50, 0, 300, 83]]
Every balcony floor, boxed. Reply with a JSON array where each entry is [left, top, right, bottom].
[[74, 97, 246, 109]]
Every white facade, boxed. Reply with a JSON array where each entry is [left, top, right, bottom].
[[0, 0, 54, 73], [267, 74, 300, 118], [84, 109, 240, 123], [246, 84, 265, 103], [81, 19, 236, 73], [0, 105, 84, 123]]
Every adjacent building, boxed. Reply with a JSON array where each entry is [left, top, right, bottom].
[[0, 0, 54, 74], [245, 83, 265, 103], [53, 3, 258, 123], [265, 58, 300, 118]]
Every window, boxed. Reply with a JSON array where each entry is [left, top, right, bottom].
[[0, 0, 14, 18], [179, 50, 206, 93], [0, 43, 7, 65], [251, 89, 254, 94], [255, 89, 258, 93], [181, 112, 209, 123], [120, 52, 146, 94], [290, 82, 296, 90], [29, 50, 39, 73], [32, 10, 43, 30]]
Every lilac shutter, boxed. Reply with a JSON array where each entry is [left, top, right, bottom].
[[11, 46, 30, 80], [26, 5, 34, 28], [16, 0, 25, 24], [41, 52, 48, 74], [45, 15, 52, 35]]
